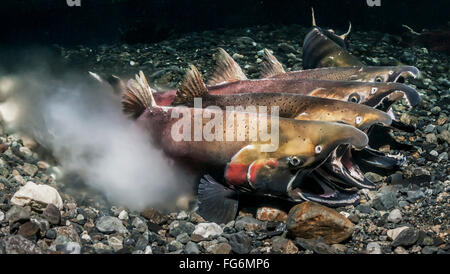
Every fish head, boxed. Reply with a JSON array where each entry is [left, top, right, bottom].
[[350, 66, 420, 83], [361, 82, 421, 110], [294, 98, 392, 131]]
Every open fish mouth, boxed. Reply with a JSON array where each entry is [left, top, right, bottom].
[[317, 145, 376, 190], [368, 84, 420, 112], [287, 169, 361, 207], [352, 147, 406, 175]]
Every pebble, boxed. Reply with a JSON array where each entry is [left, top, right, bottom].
[[192, 222, 223, 239], [56, 242, 81, 254], [286, 202, 354, 244], [387, 226, 409, 241], [406, 190, 425, 203], [225, 231, 252, 254], [2, 235, 42, 254], [366, 242, 382, 254], [95, 216, 128, 234], [6, 205, 30, 224], [372, 191, 398, 211], [141, 208, 167, 225], [11, 181, 63, 210], [176, 232, 190, 244], [43, 204, 61, 225], [234, 216, 263, 232], [387, 209, 402, 223], [118, 210, 128, 220], [22, 163, 38, 177], [132, 217, 148, 233], [256, 207, 287, 222], [271, 236, 298, 254], [392, 228, 419, 247], [169, 221, 195, 237], [108, 236, 123, 251], [208, 242, 232, 254], [185, 241, 201, 254], [394, 246, 409, 254]]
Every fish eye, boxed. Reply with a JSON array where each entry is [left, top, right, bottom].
[[348, 93, 361, 103], [375, 76, 383, 82], [315, 145, 323, 154], [370, 87, 378, 94], [289, 156, 303, 167], [355, 116, 363, 125]]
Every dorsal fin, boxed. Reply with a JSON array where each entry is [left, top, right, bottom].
[[311, 7, 317, 27], [208, 48, 247, 85], [260, 49, 286, 78], [339, 22, 352, 40], [122, 71, 156, 119], [173, 64, 208, 105]]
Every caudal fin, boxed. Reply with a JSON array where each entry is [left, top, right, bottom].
[[121, 71, 156, 119]]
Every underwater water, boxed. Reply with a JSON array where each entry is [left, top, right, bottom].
[[0, 0, 448, 256]]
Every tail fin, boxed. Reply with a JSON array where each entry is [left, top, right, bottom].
[[208, 48, 247, 85], [121, 71, 156, 119], [260, 49, 286, 78], [173, 64, 208, 105]]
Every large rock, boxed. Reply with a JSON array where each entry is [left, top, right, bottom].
[[286, 202, 355, 244], [6, 205, 30, 224], [2, 235, 43, 254], [11, 182, 63, 209], [225, 231, 252, 254]]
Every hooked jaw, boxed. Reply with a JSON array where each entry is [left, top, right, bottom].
[[387, 66, 420, 83], [366, 82, 421, 111]]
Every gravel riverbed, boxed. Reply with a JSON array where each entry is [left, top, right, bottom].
[[0, 23, 448, 254]]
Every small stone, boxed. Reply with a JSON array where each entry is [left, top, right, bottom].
[[192, 223, 223, 239], [392, 228, 419, 247], [208, 242, 232, 254], [372, 192, 398, 211], [169, 221, 195, 237], [271, 236, 298, 254], [141, 208, 167, 224], [118, 210, 128, 220], [387, 226, 409, 241], [43, 204, 61, 225], [96, 216, 128, 234], [11, 182, 63, 210], [422, 246, 438, 254], [185, 241, 200, 254], [286, 202, 354, 244], [54, 225, 81, 243], [18, 221, 39, 238], [6, 205, 30, 224], [366, 242, 382, 254], [132, 217, 148, 233], [36, 161, 50, 170], [177, 211, 188, 220], [256, 207, 287, 222], [0, 211, 4, 222], [22, 163, 38, 177], [108, 236, 123, 252], [144, 245, 153, 254], [2, 235, 42, 254], [424, 124, 435, 133], [225, 231, 252, 254], [387, 209, 402, 223], [168, 240, 183, 252], [56, 242, 81, 254], [406, 190, 425, 203], [176, 232, 190, 244], [394, 246, 409, 254], [365, 172, 384, 183], [45, 229, 57, 239], [356, 204, 373, 214], [234, 216, 263, 232]]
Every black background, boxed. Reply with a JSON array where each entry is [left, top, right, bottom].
[[0, 0, 449, 46]]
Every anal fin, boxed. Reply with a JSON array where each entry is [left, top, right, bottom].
[[197, 175, 239, 224]]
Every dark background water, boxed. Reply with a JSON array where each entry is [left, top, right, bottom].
[[0, 0, 449, 46]]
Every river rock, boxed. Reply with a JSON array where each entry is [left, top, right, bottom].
[[225, 231, 252, 254], [286, 202, 354, 244], [141, 208, 167, 224], [2, 235, 42, 254], [11, 182, 63, 209], [192, 223, 223, 239], [256, 207, 288, 222], [271, 236, 298, 254], [96, 216, 128, 234], [234, 216, 263, 232], [6, 205, 30, 224], [42, 204, 61, 225]]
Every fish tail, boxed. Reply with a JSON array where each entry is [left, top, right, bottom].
[[121, 71, 156, 119]]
